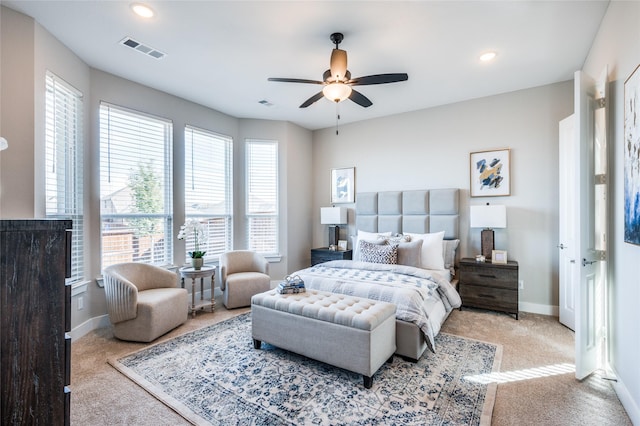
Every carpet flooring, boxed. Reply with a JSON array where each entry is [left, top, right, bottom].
[[109, 313, 501, 425], [70, 299, 632, 425]]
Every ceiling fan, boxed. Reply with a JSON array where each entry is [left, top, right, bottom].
[[268, 32, 408, 108]]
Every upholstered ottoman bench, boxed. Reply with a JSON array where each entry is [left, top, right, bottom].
[[251, 289, 396, 388]]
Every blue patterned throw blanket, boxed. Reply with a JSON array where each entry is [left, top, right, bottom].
[[291, 260, 462, 349]]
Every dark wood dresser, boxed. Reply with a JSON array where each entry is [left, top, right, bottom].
[[310, 247, 353, 266], [458, 257, 519, 319], [1, 220, 72, 425]]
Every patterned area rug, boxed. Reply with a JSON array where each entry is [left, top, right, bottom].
[[109, 313, 501, 425]]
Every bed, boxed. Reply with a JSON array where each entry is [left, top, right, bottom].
[[292, 189, 462, 361]]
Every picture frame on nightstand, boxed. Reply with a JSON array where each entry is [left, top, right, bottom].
[[492, 250, 508, 264], [337, 240, 348, 251]]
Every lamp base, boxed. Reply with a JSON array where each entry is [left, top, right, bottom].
[[328, 225, 340, 247], [481, 228, 495, 261]]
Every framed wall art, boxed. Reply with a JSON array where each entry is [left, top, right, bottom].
[[331, 167, 355, 204], [470, 148, 511, 197], [624, 64, 640, 245]]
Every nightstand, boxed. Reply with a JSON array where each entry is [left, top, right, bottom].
[[310, 248, 353, 266], [458, 257, 519, 319]]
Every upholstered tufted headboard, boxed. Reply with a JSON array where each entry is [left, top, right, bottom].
[[355, 189, 459, 239]]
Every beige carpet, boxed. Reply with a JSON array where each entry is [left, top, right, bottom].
[[70, 297, 632, 425]]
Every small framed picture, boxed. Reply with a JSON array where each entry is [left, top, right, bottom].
[[492, 250, 508, 264], [331, 167, 355, 204], [337, 240, 348, 251]]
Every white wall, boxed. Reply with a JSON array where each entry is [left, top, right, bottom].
[[0, 7, 314, 332], [582, 1, 640, 422], [312, 81, 573, 314]]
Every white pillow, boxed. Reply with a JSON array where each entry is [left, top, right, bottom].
[[353, 230, 392, 260], [404, 231, 445, 270]]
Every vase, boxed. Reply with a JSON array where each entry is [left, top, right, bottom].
[[191, 257, 204, 270]]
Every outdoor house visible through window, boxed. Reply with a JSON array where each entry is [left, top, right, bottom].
[[246, 139, 278, 255], [99, 102, 173, 268], [184, 125, 233, 262], [45, 71, 84, 284]]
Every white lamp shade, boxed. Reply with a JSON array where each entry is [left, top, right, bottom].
[[0, 137, 8, 151], [470, 205, 507, 229], [321, 207, 347, 225]]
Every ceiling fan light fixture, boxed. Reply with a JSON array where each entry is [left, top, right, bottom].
[[330, 49, 348, 81], [323, 82, 352, 103]]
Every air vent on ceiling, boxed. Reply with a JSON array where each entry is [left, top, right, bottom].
[[120, 37, 166, 60]]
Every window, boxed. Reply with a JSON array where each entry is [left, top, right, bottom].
[[45, 72, 84, 284], [184, 125, 233, 261], [246, 139, 278, 254], [99, 103, 173, 268]]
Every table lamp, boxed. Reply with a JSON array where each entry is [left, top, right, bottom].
[[320, 207, 347, 248], [470, 204, 507, 260]]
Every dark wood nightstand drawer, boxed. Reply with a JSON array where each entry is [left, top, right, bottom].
[[311, 248, 352, 266], [459, 285, 518, 312], [459, 264, 518, 290]]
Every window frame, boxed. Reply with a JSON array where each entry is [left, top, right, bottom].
[[45, 70, 85, 285], [245, 139, 279, 256], [99, 102, 174, 269], [183, 125, 233, 262]]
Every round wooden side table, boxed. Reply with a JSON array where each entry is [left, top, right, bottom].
[[179, 265, 216, 317]]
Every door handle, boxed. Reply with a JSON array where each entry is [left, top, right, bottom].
[[582, 258, 597, 267]]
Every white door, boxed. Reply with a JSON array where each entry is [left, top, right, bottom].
[[558, 115, 577, 331], [572, 68, 608, 380]]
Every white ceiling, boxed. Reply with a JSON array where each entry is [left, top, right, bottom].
[[3, 1, 609, 130]]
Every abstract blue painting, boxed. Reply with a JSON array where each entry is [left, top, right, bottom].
[[624, 64, 640, 245], [470, 149, 511, 197]]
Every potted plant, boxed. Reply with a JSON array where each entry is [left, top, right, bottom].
[[177, 218, 208, 269]]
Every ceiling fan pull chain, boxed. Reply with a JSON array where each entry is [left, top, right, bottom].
[[335, 102, 341, 135]]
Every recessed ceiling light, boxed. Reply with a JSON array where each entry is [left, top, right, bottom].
[[479, 51, 497, 62], [130, 3, 154, 18]]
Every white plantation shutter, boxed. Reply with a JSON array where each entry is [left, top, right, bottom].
[[184, 125, 233, 261], [99, 102, 173, 268], [45, 71, 84, 284], [246, 139, 278, 254]]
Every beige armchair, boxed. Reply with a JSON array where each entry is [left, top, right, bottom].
[[103, 263, 188, 342], [220, 250, 271, 309]]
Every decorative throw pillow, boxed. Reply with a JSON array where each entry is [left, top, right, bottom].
[[396, 239, 422, 268], [359, 240, 398, 264], [443, 239, 460, 275], [353, 230, 392, 261], [404, 231, 445, 270]]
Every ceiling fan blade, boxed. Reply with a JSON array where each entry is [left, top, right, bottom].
[[299, 91, 325, 108], [348, 73, 408, 86], [349, 89, 373, 108], [268, 77, 324, 85]]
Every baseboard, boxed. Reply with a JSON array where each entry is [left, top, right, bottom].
[[519, 302, 559, 317], [70, 314, 110, 341], [610, 367, 640, 424]]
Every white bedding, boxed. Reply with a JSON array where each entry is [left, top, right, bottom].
[[290, 260, 462, 349]]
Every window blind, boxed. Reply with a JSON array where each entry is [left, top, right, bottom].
[[99, 102, 173, 268], [184, 125, 233, 261], [246, 139, 278, 254], [45, 71, 84, 284]]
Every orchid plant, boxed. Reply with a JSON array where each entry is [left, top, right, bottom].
[[177, 218, 208, 258]]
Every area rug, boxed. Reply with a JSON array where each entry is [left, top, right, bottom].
[[109, 313, 502, 425]]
